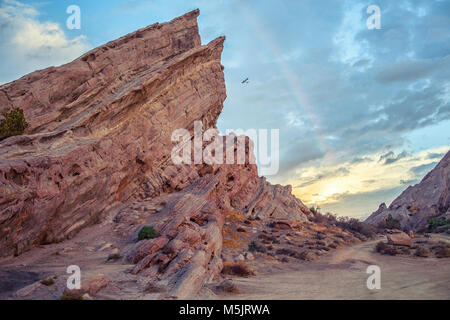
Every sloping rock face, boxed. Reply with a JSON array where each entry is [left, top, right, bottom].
[[0, 10, 227, 257], [366, 150, 450, 231], [113, 137, 309, 298]]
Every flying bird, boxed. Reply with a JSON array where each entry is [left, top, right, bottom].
[[241, 78, 249, 84]]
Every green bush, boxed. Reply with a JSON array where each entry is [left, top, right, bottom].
[[309, 206, 319, 215], [0, 108, 28, 141], [427, 217, 450, 232], [385, 214, 401, 230], [138, 226, 157, 241], [248, 240, 266, 253], [40, 277, 55, 286]]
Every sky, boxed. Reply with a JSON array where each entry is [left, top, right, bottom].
[[1, 0, 449, 219]]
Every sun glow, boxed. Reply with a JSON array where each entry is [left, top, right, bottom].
[[290, 146, 449, 208]]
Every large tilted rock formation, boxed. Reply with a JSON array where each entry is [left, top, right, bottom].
[[0, 8, 311, 298], [0, 10, 228, 257], [366, 150, 450, 231]]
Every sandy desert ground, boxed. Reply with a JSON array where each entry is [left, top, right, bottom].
[[0, 219, 448, 300], [212, 235, 450, 300]]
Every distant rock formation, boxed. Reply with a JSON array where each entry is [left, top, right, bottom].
[[366, 150, 450, 230]]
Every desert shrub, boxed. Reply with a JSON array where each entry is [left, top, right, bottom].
[[427, 217, 450, 232], [375, 241, 387, 253], [61, 289, 83, 300], [222, 262, 254, 277], [375, 241, 400, 255], [40, 277, 55, 286], [309, 210, 375, 238], [336, 216, 376, 238], [435, 244, 450, 258], [309, 207, 331, 225], [415, 246, 431, 258], [275, 248, 298, 257], [298, 250, 316, 261], [138, 226, 157, 241], [248, 241, 266, 253], [0, 108, 28, 141], [312, 212, 328, 224]]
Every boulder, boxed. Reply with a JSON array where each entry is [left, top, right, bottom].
[[81, 274, 110, 295]]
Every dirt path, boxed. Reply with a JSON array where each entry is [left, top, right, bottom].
[[1, 225, 449, 300], [214, 236, 450, 300]]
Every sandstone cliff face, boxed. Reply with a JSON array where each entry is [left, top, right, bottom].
[[111, 136, 310, 298], [0, 10, 315, 298], [0, 8, 310, 279], [0, 10, 227, 257], [366, 150, 450, 230]]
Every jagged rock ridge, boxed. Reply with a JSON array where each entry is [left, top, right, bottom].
[[366, 150, 450, 230]]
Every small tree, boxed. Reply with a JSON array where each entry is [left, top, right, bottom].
[[0, 108, 28, 141]]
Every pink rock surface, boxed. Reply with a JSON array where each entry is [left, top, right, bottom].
[[386, 231, 413, 248], [0, 9, 313, 298], [0, 10, 226, 257]]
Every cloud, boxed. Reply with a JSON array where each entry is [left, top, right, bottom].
[[379, 150, 409, 165], [400, 179, 417, 185], [0, 0, 448, 219], [409, 161, 438, 178], [426, 152, 445, 160], [289, 146, 449, 217], [320, 185, 407, 219], [351, 156, 372, 164], [212, 0, 450, 188], [294, 166, 350, 188], [0, 0, 91, 84], [375, 59, 442, 83]]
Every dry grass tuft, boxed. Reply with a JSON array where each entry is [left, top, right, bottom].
[[222, 262, 254, 277]]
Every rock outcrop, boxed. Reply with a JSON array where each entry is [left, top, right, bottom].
[[113, 136, 309, 298], [366, 150, 450, 230], [0, 10, 226, 257], [386, 230, 412, 248]]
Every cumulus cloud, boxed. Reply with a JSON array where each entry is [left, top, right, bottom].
[[375, 59, 442, 83], [379, 151, 410, 165], [0, 0, 91, 84], [426, 152, 445, 160]]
